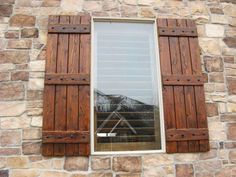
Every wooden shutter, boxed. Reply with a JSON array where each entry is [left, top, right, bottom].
[[157, 18, 209, 153], [42, 15, 91, 156]]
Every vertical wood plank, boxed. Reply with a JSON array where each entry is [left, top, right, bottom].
[[167, 19, 188, 152], [157, 19, 177, 153], [65, 16, 81, 155], [177, 19, 199, 152], [187, 19, 209, 152], [42, 16, 59, 156], [54, 16, 70, 156], [79, 15, 91, 156]]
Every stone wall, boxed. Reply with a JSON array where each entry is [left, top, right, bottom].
[[0, 0, 235, 177]]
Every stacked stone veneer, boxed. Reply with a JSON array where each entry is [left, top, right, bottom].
[[0, 0, 235, 177]]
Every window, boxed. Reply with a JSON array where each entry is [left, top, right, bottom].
[[92, 19, 165, 153]]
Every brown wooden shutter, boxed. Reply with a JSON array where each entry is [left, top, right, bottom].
[[42, 15, 91, 156], [157, 18, 210, 153]]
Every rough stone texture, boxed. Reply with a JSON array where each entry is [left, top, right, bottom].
[[0, 1, 235, 177], [113, 156, 141, 172], [0, 170, 9, 177], [64, 157, 89, 171]]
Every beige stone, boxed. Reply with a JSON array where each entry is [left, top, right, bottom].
[[221, 114, 236, 122], [52, 159, 64, 170], [226, 68, 236, 76], [42, 0, 61, 7], [209, 72, 224, 83], [22, 142, 41, 155], [228, 103, 236, 112], [83, 1, 102, 11], [206, 103, 218, 117], [61, 0, 83, 12], [31, 160, 52, 169], [176, 164, 194, 177], [0, 51, 29, 64], [0, 72, 9, 81], [199, 38, 221, 55], [211, 15, 228, 25], [0, 157, 6, 168], [27, 108, 43, 116], [139, 7, 155, 18], [29, 60, 45, 71], [7, 157, 28, 168], [21, 28, 38, 38], [116, 174, 141, 177], [89, 173, 113, 177], [0, 5, 12, 17], [64, 157, 89, 171], [11, 71, 29, 81], [7, 39, 32, 49], [121, 5, 138, 17], [205, 24, 224, 37], [10, 14, 36, 27], [229, 150, 236, 163], [223, 4, 236, 17], [0, 63, 15, 71], [1, 130, 21, 146], [91, 156, 111, 170], [1, 116, 30, 129], [16, 0, 32, 7], [0, 148, 21, 156], [0, 82, 24, 101], [31, 116, 42, 127], [113, 156, 142, 172], [27, 90, 43, 100], [189, 2, 208, 15], [199, 150, 217, 160], [227, 123, 236, 140], [143, 167, 166, 177], [28, 78, 44, 90], [195, 160, 222, 173], [5, 30, 19, 38], [0, 102, 25, 117], [10, 169, 39, 177], [174, 154, 198, 162], [229, 17, 236, 27], [23, 128, 41, 140]]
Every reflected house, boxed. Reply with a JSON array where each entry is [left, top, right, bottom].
[[95, 90, 159, 143]]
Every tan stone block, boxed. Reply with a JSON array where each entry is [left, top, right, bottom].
[[209, 130, 226, 141], [10, 14, 36, 27], [218, 149, 228, 160], [215, 83, 226, 92], [121, 5, 138, 17], [143, 154, 174, 169], [7, 39, 32, 49], [1, 130, 21, 146], [0, 51, 29, 64], [27, 108, 43, 116], [195, 172, 213, 177], [22, 142, 41, 155], [211, 94, 227, 102], [206, 103, 218, 117], [29, 60, 45, 71], [28, 78, 44, 90], [0, 157, 6, 168], [1, 116, 30, 129], [143, 167, 166, 177], [31, 160, 51, 169], [0, 63, 15, 71], [102, 0, 118, 11], [23, 128, 41, 140], [205, 24, 225, 37], [228, 103, 236, 112], [199, 38, 221, 55], [113, 156, 141, 172], [21, 28, 38, 38], [16, 0, 32, 7], [42, 0, 61, 7], [64, 157, 89, 171], [61, 0, 83, 12], [27, 90, 43, 100], [52, 159, 64, 169], [11, 71, 29, 81], [31, 116, 42, 127], [139, 8, 155, 18], [210, 8, 224, 14], [229, 17, 236, 27], [0, 102, 26, 117], [209, 72, 224, 83], [223, 37, 236, 48], [211, 15, 228, 25], [71, 174, 87, 177], [189, 2, 208, 15], [16, 63, 28, 70], [138, 0, 155, 6], [40, 171, 70, 177], [0, 82, 24, 101], [229, 150, 236, 163], [223, 4, 236, 17], [225, 142, 236, 149], [83, 1, 102, 11], [225, 27, 236, 37], [221, 114, 236, 122], [194, 160, 222, 173], [5, 30, 19, 38], [91, 156, 111, 170], [0, 72, 9, 81], [122, 0, 137, 6], [204, 56, 223, 72], [89, 173, 113, 177], [116, 174, 141, 177], [199, 150, 217, 160], [227, 123, 236, 140], [7, 157, 28, 168], [175, 164, 193, 177], [11, 169, 39, 177], [27, 100, 43, 108], [0, 148, 21, 156], [174, 154, 198, 162], [226, 68, 236, 76]]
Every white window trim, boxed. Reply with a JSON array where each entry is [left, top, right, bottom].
[[90, 17, 166, 155]]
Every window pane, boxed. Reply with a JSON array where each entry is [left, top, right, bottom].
[[94, 21, 162, 151]]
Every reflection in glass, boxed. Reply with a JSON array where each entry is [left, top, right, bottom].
[[94, 21, 161, 151]]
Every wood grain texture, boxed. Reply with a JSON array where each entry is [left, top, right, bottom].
[[48, 24, 90, 34], [157, 18, 209, 153], [42, 15, 91, 156], [158, 27, 197, 37]]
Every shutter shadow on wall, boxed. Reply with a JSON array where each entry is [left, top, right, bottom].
[[42, 15, 90, 156], [157, 18, 209, 153]]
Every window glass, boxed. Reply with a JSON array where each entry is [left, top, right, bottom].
[[93, 21, 162, 152]]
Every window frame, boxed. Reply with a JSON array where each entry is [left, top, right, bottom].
[[90, 17, 166, 155]]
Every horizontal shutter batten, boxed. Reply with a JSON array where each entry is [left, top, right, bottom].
[[43, 131, 90, 143], [48, 24, 91, 33], [162, 75, 207, 86], [158, 26, 197, 37], [45, 73, 90, 85]]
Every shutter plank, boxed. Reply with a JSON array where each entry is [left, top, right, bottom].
[[54, 16, 70, 156], [168, 19, 188, 152], [42, 16, 59, 156], [177, 19, 199, 152], [187, 19, 209, 152], [65, 16, 81, 155], [157, 19, 177, 153], [78, 15, 91, 156]]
